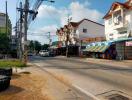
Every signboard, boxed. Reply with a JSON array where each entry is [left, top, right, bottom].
[[126, 41, 132, 46]]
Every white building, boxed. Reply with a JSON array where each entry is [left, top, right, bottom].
[[0, 12, 12, 36], [56, 18, 105, 56], [103, 0, 132, 60], [104, 0, 132, 41], [57, 19, 105, 46]]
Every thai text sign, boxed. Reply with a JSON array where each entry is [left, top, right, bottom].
[[126, 41, 132, 46]]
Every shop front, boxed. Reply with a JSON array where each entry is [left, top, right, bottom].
[[115, 38, 132, 60], [84, 38, 132, 60], [83, 41, 116, 59]]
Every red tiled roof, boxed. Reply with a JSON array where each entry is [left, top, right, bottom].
[[64, 25, 68, 28], [69, 22, 79, 27], [56, 18, 104, 35], [69, 19, 104, 27], [103, 1, 132, 19]]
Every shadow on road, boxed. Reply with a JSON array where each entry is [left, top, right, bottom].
[[29, 56, 132, 73]]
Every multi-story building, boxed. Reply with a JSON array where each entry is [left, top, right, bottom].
[[0, 12, 12, 36], [57, 19, 105, 46], [56, 18, 105, 56], [104, 0, 132, 41], [103, 0, 132, 59]]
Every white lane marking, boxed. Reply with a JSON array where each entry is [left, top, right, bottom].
[[73, 84, 101, 100]]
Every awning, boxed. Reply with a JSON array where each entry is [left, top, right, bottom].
[[84, 45, 110, 53], [94, 45, 104, 52], [110, 37, 132, 43], [86, 46, 96, 52], [98, 45, 110, 53]]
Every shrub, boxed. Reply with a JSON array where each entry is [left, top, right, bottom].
[[0, 60, 26, 68]]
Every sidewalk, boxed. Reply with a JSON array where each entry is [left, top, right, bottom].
[[0, 64, 85, 100]]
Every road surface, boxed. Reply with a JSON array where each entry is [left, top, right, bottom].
[[29, 56, 132, 100]]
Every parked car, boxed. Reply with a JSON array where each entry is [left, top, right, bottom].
[[39, 50, 49, 57]]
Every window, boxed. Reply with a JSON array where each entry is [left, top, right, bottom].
[[83, 28, 87, 33], [108, 18, 112, 25], [109, 33, 113, 36], [119, 31, 127, 34], [74, 29, 76, 33]]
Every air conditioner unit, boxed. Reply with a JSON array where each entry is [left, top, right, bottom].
[[113, 15, 122, 24]]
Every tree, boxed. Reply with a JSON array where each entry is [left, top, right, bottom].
[[29, 40, 34, 52], [41, 44, 49, 50], [28, 40, 41, 53], [34, 41, 41, 52], [0, 33, 10, 54]]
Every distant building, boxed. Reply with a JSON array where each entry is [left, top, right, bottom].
[[56, 18, 105, 56], [103, 0, 132, 59], [10, 35, 17, 50], [0, 12, 12, 37]]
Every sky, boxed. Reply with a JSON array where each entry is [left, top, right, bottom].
[[0, 0, 125, 44]]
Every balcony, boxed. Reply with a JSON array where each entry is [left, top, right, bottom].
[[112, 9, 128, 31]]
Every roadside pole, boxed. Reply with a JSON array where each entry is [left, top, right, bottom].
[[19, 2, 23, 61], [66, 16, 72, 57], [48, 32, 52, 48], [23, 0, 29, 64], [5, 1, 8, 37]]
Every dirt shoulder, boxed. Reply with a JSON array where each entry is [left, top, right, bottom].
[[0, 65, 83, 100]]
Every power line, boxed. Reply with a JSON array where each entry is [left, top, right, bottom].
[[27, 32, 56, 36]]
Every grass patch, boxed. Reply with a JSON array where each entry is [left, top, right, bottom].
[[0, 59, 26, 68]]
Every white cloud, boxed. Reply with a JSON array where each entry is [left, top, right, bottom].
[[28, 25, 58, 44], [37, 5, 59, 19], [69, 2, 104, 23], [29, 25, 58, 35], [37, 1, 104, 26], [30, 1, 104, 43], [37, 25, 58, 35]]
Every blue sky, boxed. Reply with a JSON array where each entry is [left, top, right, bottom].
[[0, 0, 125, 44]]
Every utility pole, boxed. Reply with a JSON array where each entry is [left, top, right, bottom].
[[66, 16, 72, 57], [48, 32, 52, 47], [15, 22, 19, 59], [23, 0, 29, 64], [19, 2, 23, 61], [16, 0, 55, 64], [5, 0, 8, 36], [5, 0, 8, 56]]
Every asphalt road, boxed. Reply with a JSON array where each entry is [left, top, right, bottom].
[[29, 56, 132, 100]]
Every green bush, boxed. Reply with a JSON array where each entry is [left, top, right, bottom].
[[0, 60, 26, 68]]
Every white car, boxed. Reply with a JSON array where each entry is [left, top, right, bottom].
[[39, 50, 49, 57]]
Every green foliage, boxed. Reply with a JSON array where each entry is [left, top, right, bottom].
[[28, 40, 42, 52], [0, 60, 26, 68], [41, 44, 49, 50], [0, 33, 10, 54]]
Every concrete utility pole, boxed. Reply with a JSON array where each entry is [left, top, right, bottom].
[[66, 16, 72, 57], [19, 2, 23, 61], [5, 1, 8, 36], [23, 0, 29, 64], [16, 0, 55, 64], [48, 32, 52, 47], [15, 22, 19, 59]]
